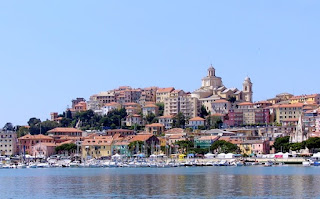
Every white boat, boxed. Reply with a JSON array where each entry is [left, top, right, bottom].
[[17, 163, 27, 169], [2, 164, 16, 169], [218, 160, 229, 166], [303, 161, 311, 167], [236, 161, 244, 166], [205, 161, 214, 166], [264, 161, 274, 167], [108, 161, 118, 168], [37, 163, 50, 168], [27, 163, 37, 168], [149, 162, 158, 168], [128, 162, 137, 168]]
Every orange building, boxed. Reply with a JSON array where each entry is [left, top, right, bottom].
[[18, 134, 54, 155]]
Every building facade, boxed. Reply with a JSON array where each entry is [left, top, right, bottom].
[[0, 130, 17, 156]]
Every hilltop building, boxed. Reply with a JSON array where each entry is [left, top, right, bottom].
[[192, 65, 253, 112]]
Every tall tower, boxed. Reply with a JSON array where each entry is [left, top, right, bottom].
[[290, 115, 308, 143], [208, 65, 215, 77], [242, 77, 253, 102]]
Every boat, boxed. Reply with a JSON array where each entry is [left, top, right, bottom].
[[2, 164, 16, 169], [218, 160, 229, 166], [27, 163, 37, 168], [264, 161, 274, 167], [205, 161, 214, 166], [303, 161, 311, 167], [37, 163, 50, 168], [17, 163, 27, 169], [313, 161, 320, 166]]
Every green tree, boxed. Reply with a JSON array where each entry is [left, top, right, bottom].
[[16, 126, 30, 137], [200, 105, 209, 118], [55, 143, 77, 155], [146, 113, 156, 124], [172, 112, 186, 128], [27, 118, 41, 127], [306, 137, 320, 153], [128, 141, 144, 154], [66, 110, 72, 119], [41, 120, 59, 134], [175, 140, 194, 154], [273, 136, 290, 152], [211, 140, 239, 153], [60, 118, 72, 127], [3, 122, 14, 131], [156, 103, 164, 116]]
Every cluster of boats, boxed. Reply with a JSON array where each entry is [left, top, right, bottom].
[[0, 158, 279, 169]]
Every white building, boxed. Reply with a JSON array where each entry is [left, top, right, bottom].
[[188, 117, 206, 129], [101, 102, 121, 116], [159, 115, 174, 130]]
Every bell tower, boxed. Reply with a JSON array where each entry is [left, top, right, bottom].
[[242, 77, 253, 102]]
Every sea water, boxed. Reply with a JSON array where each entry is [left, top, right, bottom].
[[1, 166, 320, 198]]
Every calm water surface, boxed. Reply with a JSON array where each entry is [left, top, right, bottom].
[[1, 166, 320, 198]]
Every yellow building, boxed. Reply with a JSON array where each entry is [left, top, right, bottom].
[[238, 142, 253, 155], [269, 103, 304, 124], [289, 94, 320, 104], [81, 136, 113, 159]]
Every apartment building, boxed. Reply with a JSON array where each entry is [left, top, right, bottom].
[[156, 87, 175, 103], [0, 130, 17, 156], [164, 93, 199, 119], [269, 103, 304, 124]]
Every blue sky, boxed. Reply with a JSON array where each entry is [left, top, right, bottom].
[[0, 1, 319, 126]]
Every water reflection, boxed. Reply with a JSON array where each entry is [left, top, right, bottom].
[[1, 167, 320, 198]]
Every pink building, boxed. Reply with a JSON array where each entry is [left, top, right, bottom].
[[32, 142, 57, 158]]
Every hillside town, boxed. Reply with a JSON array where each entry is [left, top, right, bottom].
[[1, 65, 320, 164]]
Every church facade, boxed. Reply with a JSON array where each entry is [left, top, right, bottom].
[[192, 65, 253, 112]]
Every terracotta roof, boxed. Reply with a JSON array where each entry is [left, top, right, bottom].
[[157, 87, 175, 93], [159, 115, 174, 119], [238, 102, 254, 106], [144, 104, 158, 108], [129, 134, 154, 142], [213, 99, 229, 103], [104, 102, 120, 107], [19, 134, 54, 140], [125, 106, 137, 110], [146, 123, 164, 127], [168, 134, 185, 139], [165, 128, 184, 134], [58, 140, 74, 146], [255, 101, 272, 104], [48, 128, 82, 133], [268, 103, 304, 109], [106, 129, 134, 133], [34, 142, 57, 147], [290, 94, 319, 100], [189, 117, 205, 121], [123, 102, 139, 106]]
